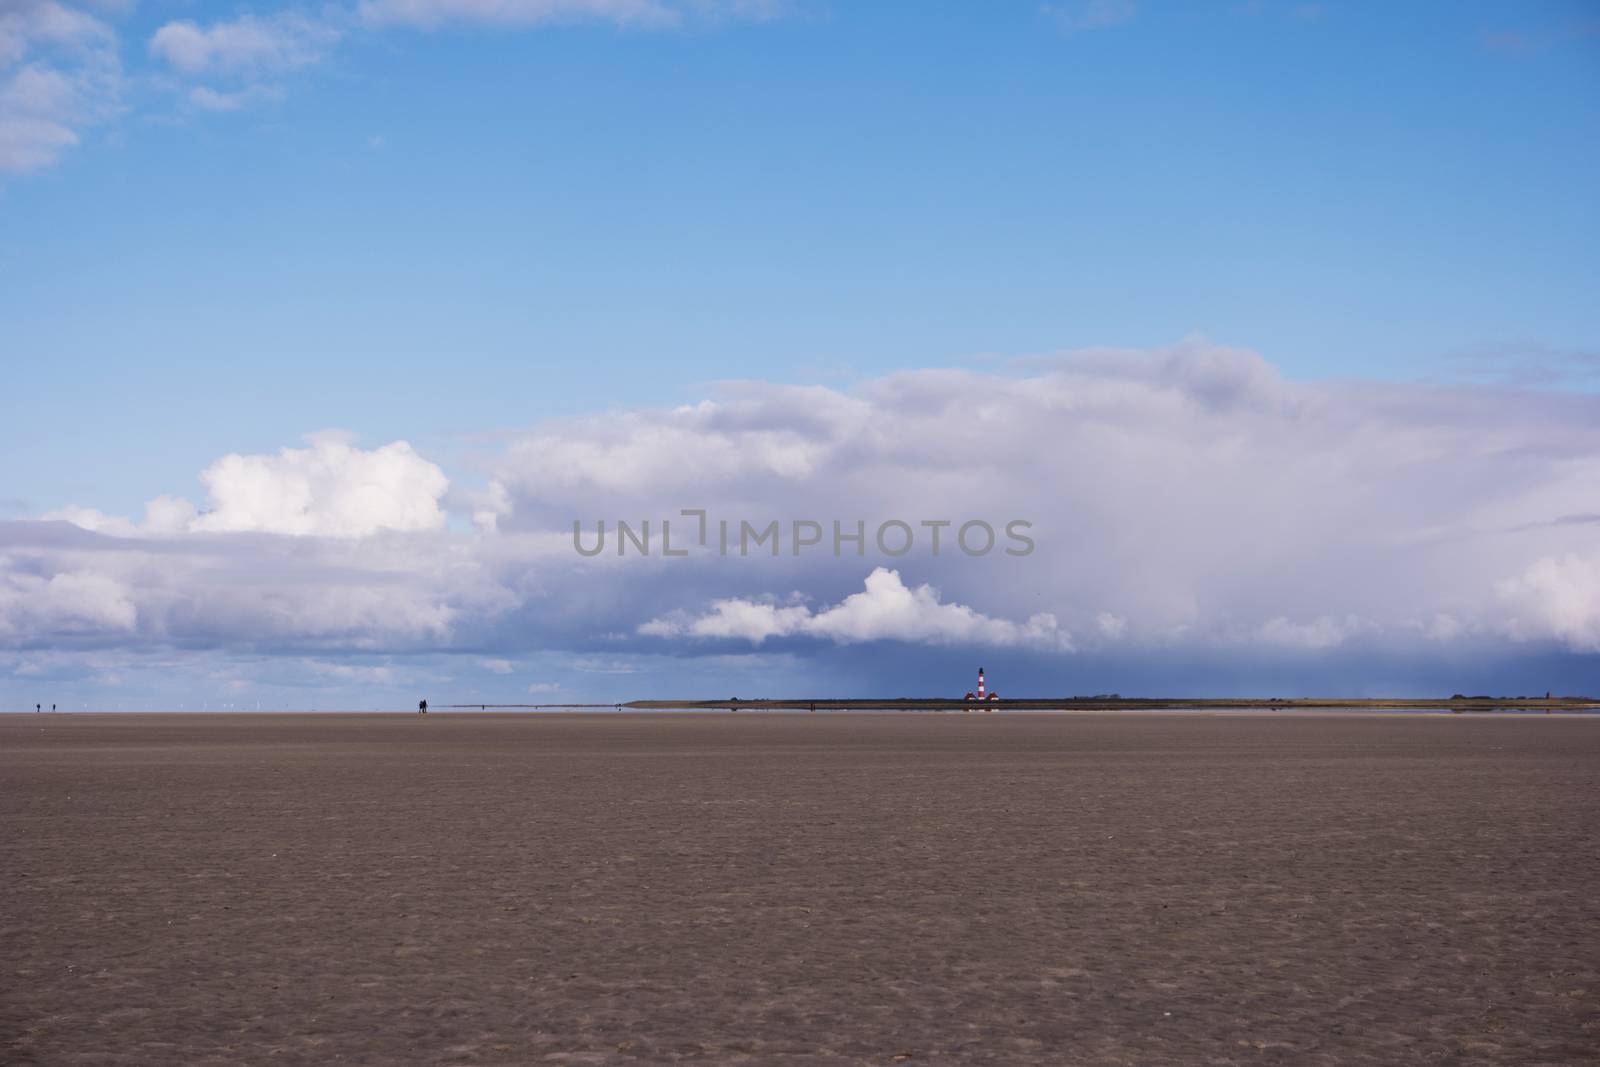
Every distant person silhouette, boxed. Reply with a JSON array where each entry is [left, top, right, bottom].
[[418, 699, 428, 715], [51, 704, 56, 713], [36, 703, 41, 713]]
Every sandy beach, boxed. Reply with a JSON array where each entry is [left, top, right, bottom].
[[3, 712, 1596, 1065]]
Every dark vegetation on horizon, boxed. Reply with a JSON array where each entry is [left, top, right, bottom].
[[442, 695, 1600, 712]]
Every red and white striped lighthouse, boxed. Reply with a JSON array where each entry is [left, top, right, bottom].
[[976, 667, 986, 700]]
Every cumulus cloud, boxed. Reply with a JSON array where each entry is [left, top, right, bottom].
[[1499, 552, 1600, 652], [0, 0, 121, 174], [188, 437, 449, 538], [41, 495, 209, 536], [39, 504, 137, 536], [141, 494, 199, 533], [47, 436, 450, 539], [642, 567, 1073, 650], [8, 438, 468, 655], [641, 594, 812, 643]]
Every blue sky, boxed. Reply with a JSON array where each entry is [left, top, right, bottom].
[[3, 0, 1599, 707]]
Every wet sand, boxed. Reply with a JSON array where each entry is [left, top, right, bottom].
[[2, 712, 1597, 1065]]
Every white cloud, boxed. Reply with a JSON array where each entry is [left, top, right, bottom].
[[0, 1, 121, 174], [40, 504, 137, 536], [643, 567, 1074, 651], [0, 113, 75, 171], [463, 479, 511, 533], [39, 572, 137, 632], [2, 522, 480, 650], [0, 570, 137, 636], [141, 494, 199, 533], [496, 394, 850, 507], [189, 437, 449, 538], [45, 495, 203, 536], [48, 436, 450, 539], [149, 13, 339, 77], [1499, 552, 1600, 652], [0, 1, 111, 69], [480, 657, 515, 673], [642, 595, 812, 642]]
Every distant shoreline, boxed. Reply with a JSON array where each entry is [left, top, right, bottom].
[[7, 697, 1598, 716], [615, 696, 1600, 713]]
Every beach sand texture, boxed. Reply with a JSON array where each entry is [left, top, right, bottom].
[[3, 712, 1597, 1065]]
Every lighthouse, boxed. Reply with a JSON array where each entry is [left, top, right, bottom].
[[965, 667, 999, 706]]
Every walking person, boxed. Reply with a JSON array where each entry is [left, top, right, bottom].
[[418, 699, 428, 715]]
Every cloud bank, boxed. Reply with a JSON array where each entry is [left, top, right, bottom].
[[5, 341, 1598, 701]]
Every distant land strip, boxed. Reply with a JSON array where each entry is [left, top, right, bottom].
[[443, 697, 1600, 712]]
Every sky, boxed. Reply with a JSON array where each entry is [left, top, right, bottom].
[[3, 0, 1599, 709]]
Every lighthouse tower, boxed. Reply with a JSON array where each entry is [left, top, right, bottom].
[[965, 667, 998, 706]]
